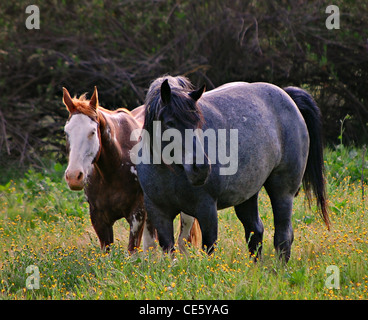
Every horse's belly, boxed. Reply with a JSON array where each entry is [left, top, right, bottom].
[[215, 154, 275, 209], [217, 179, 265, 209]]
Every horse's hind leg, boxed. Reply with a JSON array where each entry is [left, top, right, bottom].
[[127, 206, 146, 253], [234, 192, 264, 260], [270, 196, 294, 263], [142, 215, 157, 251], [264, 177, 296, 263], [178, 213, 202, 252]]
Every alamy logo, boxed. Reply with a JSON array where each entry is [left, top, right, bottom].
[[130, 121, 239, 176], [26, 265, 40, 290], [25, 5, 40, 30], [325, 265, 340, 289], [325, 5, 340, 30]]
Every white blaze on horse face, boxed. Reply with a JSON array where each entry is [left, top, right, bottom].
[[64, 114, 100, 189]]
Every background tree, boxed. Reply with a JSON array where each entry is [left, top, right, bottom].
[[1, 0, 367, 168]]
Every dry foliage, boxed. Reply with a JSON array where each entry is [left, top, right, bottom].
[[1, 0, 367, 166]]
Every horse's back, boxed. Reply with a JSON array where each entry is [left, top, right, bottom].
[[203, 82, 303, 121], [130, 105, 145, 128], [202, 81, 308, 153]]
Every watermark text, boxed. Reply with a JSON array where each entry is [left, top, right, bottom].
[[25, 5, 40, 30]]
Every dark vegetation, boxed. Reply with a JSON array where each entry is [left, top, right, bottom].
[[1, 0, 367, 171]]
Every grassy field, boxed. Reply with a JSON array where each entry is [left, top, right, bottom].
[[1, 147, 367, 300]]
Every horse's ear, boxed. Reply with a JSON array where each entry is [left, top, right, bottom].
[[189, 84, 206, 101], [62, 87, 76, 113], [161, 79, 171, 105], [90, 86, 99, 110]]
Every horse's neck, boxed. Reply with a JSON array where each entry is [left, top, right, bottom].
[[96, 111, 126, 174]]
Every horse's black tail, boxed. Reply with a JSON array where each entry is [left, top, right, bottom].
[[283, 86, 330, 229]]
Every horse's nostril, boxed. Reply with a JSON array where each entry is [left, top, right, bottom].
[[77, 172, 83, 181]]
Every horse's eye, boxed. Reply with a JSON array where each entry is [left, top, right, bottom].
[[165, 120, 175, 128]]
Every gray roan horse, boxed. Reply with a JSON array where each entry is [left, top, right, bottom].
[[136, 75, 330, 262]]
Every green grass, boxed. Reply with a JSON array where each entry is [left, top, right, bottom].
[[1, 147, 368, 300]]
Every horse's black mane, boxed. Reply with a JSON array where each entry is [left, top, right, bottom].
[[144, 76, 203, 141]]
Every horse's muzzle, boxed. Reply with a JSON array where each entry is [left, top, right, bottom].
[[184, 163, 211, 186], [65, 169, 85, 191]]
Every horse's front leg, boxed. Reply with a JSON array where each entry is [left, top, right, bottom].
[[90, 208, 114, 251], [144, 197, 176, 253], [195, 201, 218, 254]]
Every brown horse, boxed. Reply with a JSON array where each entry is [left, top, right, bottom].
[[62, 87, 200, 252]]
